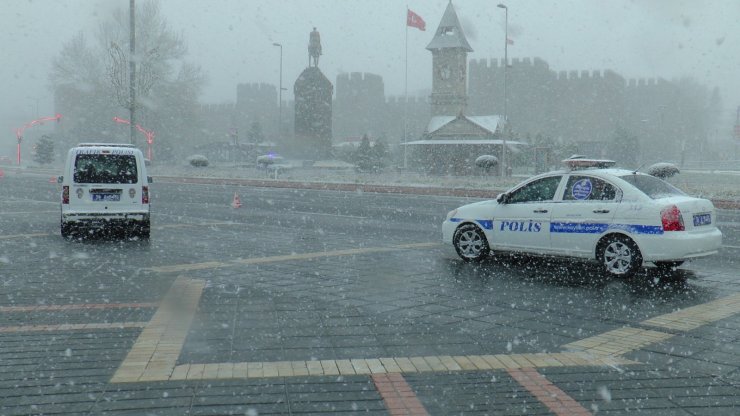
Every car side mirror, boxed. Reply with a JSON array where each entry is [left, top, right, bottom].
[[496, 193, 508, 204], [57, 176, 63, 184], [147, 176, 153, 184]]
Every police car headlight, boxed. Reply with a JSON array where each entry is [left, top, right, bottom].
[[446, 209, 457, 220]]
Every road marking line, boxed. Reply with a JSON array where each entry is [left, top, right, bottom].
[[0, 322, 147, 333], [0, 233, 50, 240], [372, 373, 430, 416], [508, 368, 593, 416], [642, 292, 740, 331], [110, 276, 205, 383], [145, 242, 440, 273], [293, 210, 368, 219], [721, 244, 740, 249], [0, 210, 59, 215], [0, 302, 157, 313]]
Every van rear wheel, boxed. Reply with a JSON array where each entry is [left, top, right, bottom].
[[137, 219, 150, 239], [61, 221, 73, 238]]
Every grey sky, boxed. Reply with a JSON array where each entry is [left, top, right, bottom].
[[2, 0, 739, 149]]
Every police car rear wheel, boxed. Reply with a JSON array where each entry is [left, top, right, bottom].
[[599, 235, 642, 277], [655, 261, 684, 271], [453, 224, 489, 262]]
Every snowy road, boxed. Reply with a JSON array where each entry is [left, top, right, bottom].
[[1, 175, 739, 415]]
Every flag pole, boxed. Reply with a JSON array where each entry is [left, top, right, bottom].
[[403, 6, 409, 170]]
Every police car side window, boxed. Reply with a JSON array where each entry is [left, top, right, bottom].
[[507, 175, 562, 204], [563, 176, 617, 201]]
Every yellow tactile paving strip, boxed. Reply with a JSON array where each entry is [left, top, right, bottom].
[[110, 276, 205, 383], [109, 273, 740, 383], [641, 292, 740, 331], [562, 327, 675, 356], [123, 353, 637, 383], [145, 242, 440, 274], [0, 322, 147, 333]]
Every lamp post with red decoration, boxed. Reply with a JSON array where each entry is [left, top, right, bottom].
[[14, 114, 62, 166], [113, 116, 155, 160]]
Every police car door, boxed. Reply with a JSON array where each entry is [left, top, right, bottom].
[[549, 175, 619, 257], [494, 175, 563, 253]]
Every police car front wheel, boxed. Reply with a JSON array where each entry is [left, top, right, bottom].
[[598, 235, 642, 278], [453, 224, 489, 262]]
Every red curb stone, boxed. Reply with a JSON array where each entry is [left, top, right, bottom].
[[372, 373, 430, 416], [155, 175, 740, 209], [507, 368, 592, 416]]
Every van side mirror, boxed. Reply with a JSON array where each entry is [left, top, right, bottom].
[[57, 176, 63, 184], [147, 176, 153, 184], [496, 193, 508, 204]]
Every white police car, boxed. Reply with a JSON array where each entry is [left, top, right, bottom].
[[442, 158, 722, 277]]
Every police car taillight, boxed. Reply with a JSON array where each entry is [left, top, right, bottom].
[[661, 205, 684, 231], [62, 186, 69, 204], [142, 186, 149, 204]]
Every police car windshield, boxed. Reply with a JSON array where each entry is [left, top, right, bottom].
[[73, 154, 138, 184], [619, 174, 685, 199]]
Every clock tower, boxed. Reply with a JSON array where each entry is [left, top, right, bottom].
[[427, 1, 473, 117]]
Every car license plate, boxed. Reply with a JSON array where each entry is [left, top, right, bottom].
[[92, 193, 120, 202], [693, 213, 711, 226]]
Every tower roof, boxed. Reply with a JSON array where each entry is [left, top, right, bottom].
[[426, 1, 473, 52]]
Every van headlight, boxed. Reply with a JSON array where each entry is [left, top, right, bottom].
[[446, 209, 458, 220]]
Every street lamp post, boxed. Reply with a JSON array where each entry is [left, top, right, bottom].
[[272, 43, 283, 143], [497, 3, 509, 177], [129, 0, 136, 145]]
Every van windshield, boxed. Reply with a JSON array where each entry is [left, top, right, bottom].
[[73, 154, 138, 184]]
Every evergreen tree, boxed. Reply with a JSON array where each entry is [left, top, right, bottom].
[[354, 135, 373, 172], [247, 121, 265, 143], [607, 127, 640, 168], [34, 135, 55, 165], [370, 138, 389, 171]]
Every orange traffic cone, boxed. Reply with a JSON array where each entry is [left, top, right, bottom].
[[49, 176, 57, 183], [231, 192, 242, 209]]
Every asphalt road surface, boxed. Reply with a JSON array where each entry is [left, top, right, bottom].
[[1, 173, 739, 415]]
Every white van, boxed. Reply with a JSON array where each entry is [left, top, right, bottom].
[[59, 143, 151, 238]]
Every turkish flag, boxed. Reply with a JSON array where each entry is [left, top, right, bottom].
[[407, 9, 426, 31]]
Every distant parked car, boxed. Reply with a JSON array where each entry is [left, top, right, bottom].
[[0, 156, 12, 165]]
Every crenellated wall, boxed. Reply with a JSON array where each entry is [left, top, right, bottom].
[[467, 56, 704, 160]]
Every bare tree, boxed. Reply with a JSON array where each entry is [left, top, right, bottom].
[[50, 0, 205, 158], [50, 32, 104, 90]]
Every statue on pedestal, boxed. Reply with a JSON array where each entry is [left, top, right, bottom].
[[308, 27, 322, 67]]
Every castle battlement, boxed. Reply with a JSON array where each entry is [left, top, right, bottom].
[[198, 103, 236, 114], [470, 57, 550, 71], [385, 96, 427, 105], [337, 72, 383, 84], [236, 82, 276, 93]]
